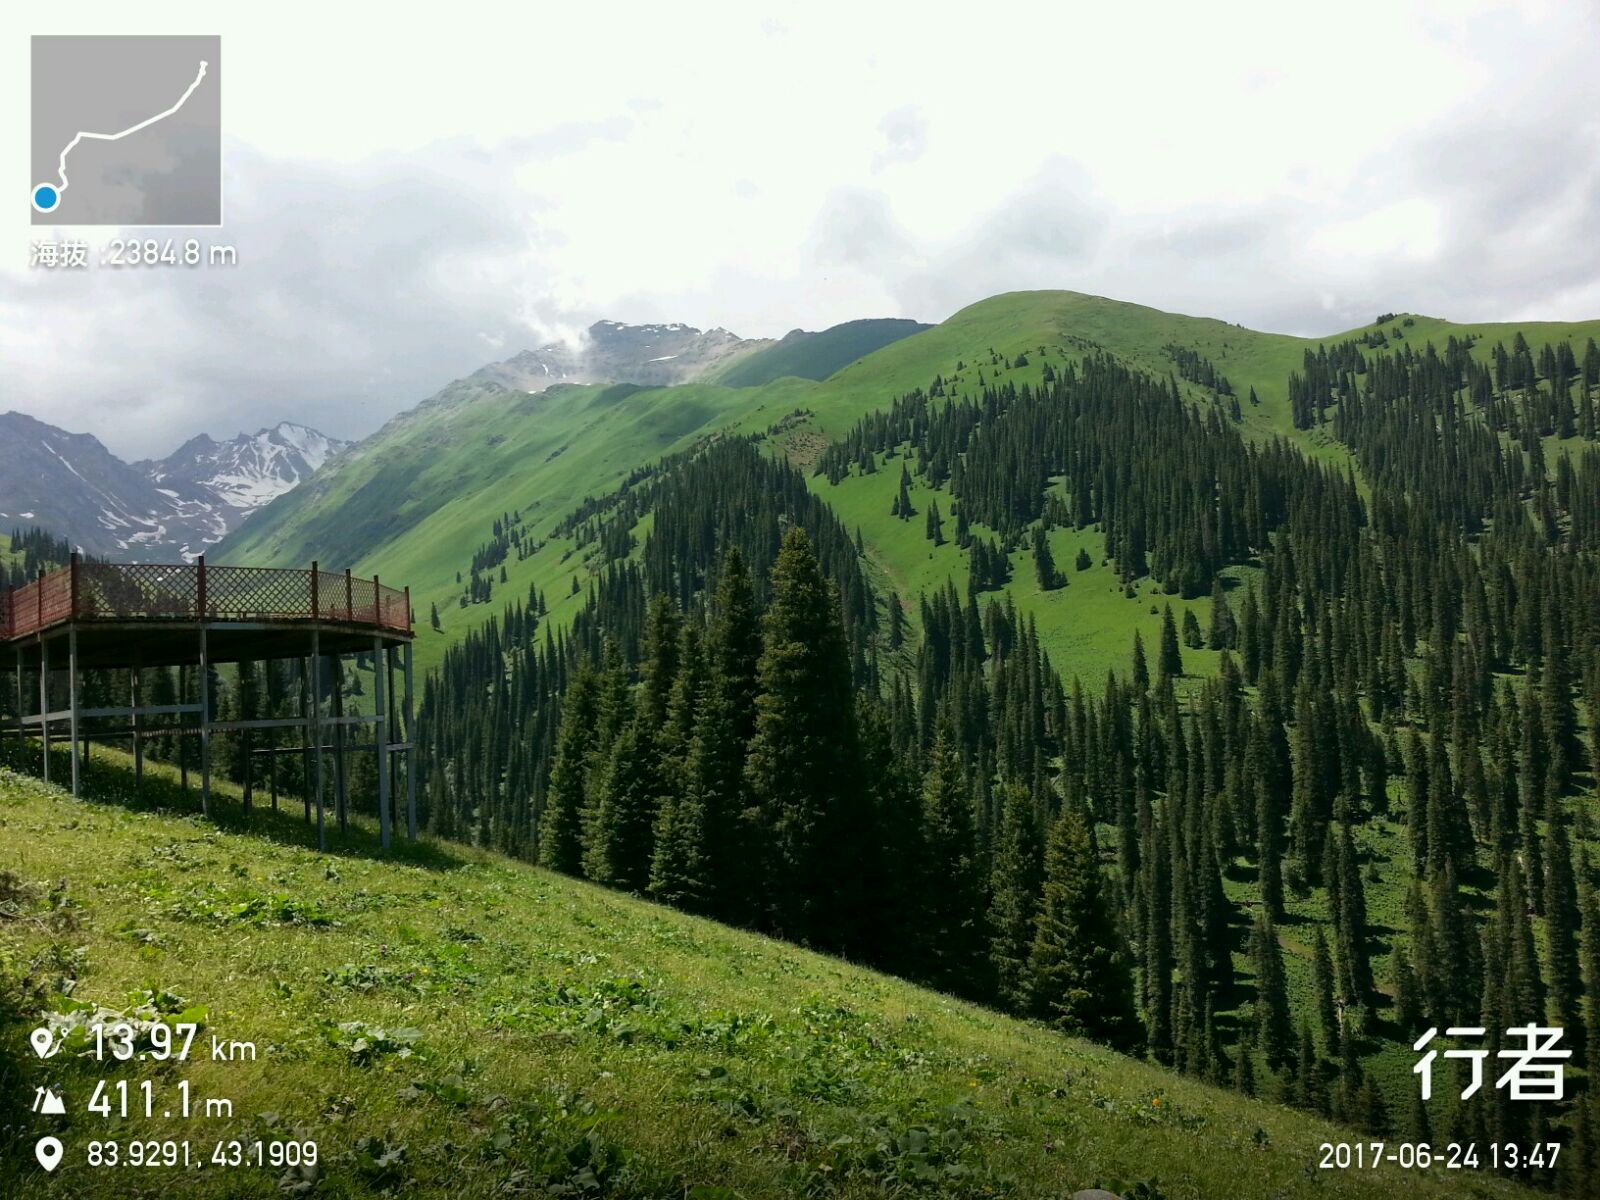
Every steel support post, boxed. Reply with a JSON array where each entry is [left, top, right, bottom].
[[39, 638, 50, 785], [374, 636, 390, 850], [332, 656, 347, 834], [404, 640, 416, 841], [198, 626, 211, 818], [131, 668, 144, 787], [68, 628, 80, 797], [312, 630, 324, 852]]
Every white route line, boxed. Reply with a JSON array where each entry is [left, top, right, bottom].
[[52, 60, 209, 195]]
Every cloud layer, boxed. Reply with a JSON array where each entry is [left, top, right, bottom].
[[3, 0, 1596, 459]]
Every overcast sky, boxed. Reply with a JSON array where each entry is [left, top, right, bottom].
[[2, 0, 1598, 459]]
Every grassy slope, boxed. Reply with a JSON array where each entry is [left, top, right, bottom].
[[0, 753, 1535, 1200], [707, 319, 932, 387], [217, 291, 1600, 683]]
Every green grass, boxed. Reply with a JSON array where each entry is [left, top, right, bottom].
[[0, 750, 1538, 1200], [707, 319, 932, 388], [815, 454, 1234, 689]]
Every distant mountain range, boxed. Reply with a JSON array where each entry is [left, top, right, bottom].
[[470, 317, 931, 393], [477, 321, 766, 391], [0, 316, 931, 562], [0, 412, 346, 561]]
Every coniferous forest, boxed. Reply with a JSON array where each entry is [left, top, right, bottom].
[[401, 340, 1600, 1191]]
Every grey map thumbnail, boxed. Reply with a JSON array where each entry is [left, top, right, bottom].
[[31, 35, 221, 227]]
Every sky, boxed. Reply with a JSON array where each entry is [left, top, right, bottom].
[[2, 0, 1598, 459]]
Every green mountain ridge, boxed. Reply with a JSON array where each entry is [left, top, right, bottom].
[[707, 317, 933, 387], [217, 289, 1600, 686]]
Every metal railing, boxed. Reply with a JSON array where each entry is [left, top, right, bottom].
[[1, 557, 411, 641]]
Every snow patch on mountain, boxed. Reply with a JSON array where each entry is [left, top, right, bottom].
[[141, 422, 347, 519], [0, 411, 346, 561], [474, 319, 771, 393]]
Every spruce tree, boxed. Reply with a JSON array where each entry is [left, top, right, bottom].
[[1251, 911, 1293, 1068], [917, 723, 987, 996], [893, 462, 915, 519], [1032, 527, 1061, 590], [1182, 608, 1204, 649], [640, 594, 681, 729], [1392, 942, 1422, 1036], [583, 716, 661, 892], [538, 665, 599, 874], [1312, 926, 1340, 1055], [650, 657, 743, 916], [1582, 881, 1600, 1071], [1333, 823, 1375, 1027], [989, 781, 1042, 1011], [1131, 631, 1150, 693], [1207, 577, 1236, 649], [1027, 800, 1139, 1049], [709, 547, 762, 746], [1543, 819, 1583, 1060], [744, 528, 865, 949], [1250, 717, 1285, 918], [1405, 728, 1429, 874], [1142, 806, 1175, 1063], [1158, 604, 1184, 679]]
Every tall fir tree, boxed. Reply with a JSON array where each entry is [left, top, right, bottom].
[[1027, 799, 1140, 1049], [744, 528, 866, 950], [988, 781, 1043, 1011], [1251, 911, 1293, 1068], [538, 665, 599, 874], [583, 715, 660, 892], [917, 722, 987, 996]]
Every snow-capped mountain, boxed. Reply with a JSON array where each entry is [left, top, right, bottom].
[[140, 422, 345, 516], [0, 412, 347, 561], [474, 320, 771, 392]]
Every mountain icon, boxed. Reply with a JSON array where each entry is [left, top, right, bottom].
[[32, 1087, 65, 1116]]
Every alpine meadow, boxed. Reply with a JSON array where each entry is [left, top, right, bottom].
[[6, 288, 1600, 1199]]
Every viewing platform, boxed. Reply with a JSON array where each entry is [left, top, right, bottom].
[[3, 556, 416, 850]]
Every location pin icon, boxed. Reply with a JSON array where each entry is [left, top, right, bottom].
[[29, 1027, 54, 1058], [36, 1136, 63, 1173]]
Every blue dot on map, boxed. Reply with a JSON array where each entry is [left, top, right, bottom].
[[32, 184, 60, 213]]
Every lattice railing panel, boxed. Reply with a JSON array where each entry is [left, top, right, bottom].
[[37, 571, 73, 627], [77, 562, 195, 619], [377, 584, 409, 632], [2, 562, 411, 640], [205, 565, 313, 619]]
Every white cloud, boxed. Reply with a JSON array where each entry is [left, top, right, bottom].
[[1, 0, 1596, 458]]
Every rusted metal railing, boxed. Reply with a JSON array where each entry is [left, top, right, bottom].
[[1, 557, 411, 641]]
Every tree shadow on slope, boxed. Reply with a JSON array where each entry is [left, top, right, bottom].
[[1, 739, 470, 872]]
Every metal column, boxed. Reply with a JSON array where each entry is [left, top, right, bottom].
[[403, 640, 416, 841], [13, 646, 24, 758], [332, 657, 347, 834], [68, 628, 80, 797], [374, 636, 390, 849], [198, 626, 211, 817], [131, 668, 144, 787], [312, 629, 324, 852], [39, 638, 50, 785], [298, 657, 311, 823]]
